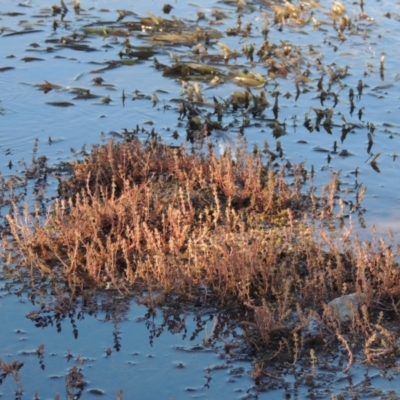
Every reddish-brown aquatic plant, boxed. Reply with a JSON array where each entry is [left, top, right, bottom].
[[2, 138, 400, 371]]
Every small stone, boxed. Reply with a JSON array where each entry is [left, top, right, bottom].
[[327, 293, 366, 322]]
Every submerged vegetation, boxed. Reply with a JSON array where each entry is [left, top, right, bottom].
[[2, 0, 400, 396]]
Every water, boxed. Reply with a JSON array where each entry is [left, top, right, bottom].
[[1, 0, 400, 398], [2, 283, 398, 399], [0, 285, 259, 399]]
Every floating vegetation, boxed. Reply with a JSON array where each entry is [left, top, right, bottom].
[[34, 81, 62, 93], [45, 101, 75, 107], [0, 66, 14, 72], [2, 29, 44, 37]]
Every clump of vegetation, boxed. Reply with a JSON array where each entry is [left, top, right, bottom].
[[2, 137, 400, 373]]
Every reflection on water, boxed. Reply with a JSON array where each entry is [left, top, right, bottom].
[[0, 283, 259, 399], [2, 282, 400, 399], [1, 0, 400, 397]]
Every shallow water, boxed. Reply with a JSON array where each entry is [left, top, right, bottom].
[[0, 286, 258, 399], [2, 283, 400, 400], [1, 0, 400, 398]]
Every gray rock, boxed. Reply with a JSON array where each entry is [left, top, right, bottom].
[[327, 293, 366, 322]]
